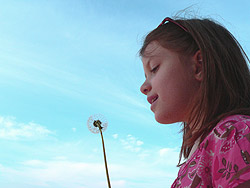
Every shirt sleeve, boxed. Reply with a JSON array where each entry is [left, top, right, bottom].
[[211, 118, 250, 187]]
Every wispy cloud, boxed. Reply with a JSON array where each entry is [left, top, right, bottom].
[[0, 116, 53, 140], [120, 134, 144, 152], [109, 133, 179, 176], [0, 156, 177, 188], [112, 133, 118, 139], [0, 50, 147, 112], [0, 128, 179, 187], [0, 45, 150, 127]]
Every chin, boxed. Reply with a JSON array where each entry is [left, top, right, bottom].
[[155, 113, 181, 124]]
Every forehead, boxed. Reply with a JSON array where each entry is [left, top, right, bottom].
[[142, 41, 169, 64], [143, 41, 162, 57]]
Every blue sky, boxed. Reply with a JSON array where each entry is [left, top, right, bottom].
[[0, 0, 250, 188]]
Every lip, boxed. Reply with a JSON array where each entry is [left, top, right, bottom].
[[147, 95, 158, 105]]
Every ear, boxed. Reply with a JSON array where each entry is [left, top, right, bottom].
[[192, 50, 203, 81]]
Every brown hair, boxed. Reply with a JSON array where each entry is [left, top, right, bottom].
[[139, 18, 250, 166]]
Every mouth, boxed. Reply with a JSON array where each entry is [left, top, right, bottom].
[[147, 95, 158, 105]]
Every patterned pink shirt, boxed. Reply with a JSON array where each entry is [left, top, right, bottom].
[[171, 115, 250, 188]]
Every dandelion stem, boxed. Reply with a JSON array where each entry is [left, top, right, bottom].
[[99, 127, 111, 188]]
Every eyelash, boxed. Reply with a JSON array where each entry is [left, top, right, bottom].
[[150, 65, 159, 73]]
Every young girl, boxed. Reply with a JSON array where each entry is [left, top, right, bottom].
[[139, 17, 250, 187]]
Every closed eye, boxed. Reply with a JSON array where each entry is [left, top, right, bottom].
[[150, 65, 159, 73]]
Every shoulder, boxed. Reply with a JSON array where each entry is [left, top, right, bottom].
[[201, 114, 250, 187], [213, 114, 250, 138], [201, 114, 250, 160], [172, 115, 250, 188], [202, 114, 250, 149]]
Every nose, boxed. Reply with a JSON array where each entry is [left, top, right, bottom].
[[140, 80, 151, 95]]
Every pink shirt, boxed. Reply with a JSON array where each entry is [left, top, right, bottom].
[[171, 115, 250, 188]]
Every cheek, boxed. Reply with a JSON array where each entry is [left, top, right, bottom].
[[158, 75, 184, 99], [159, 73, 195, 109]]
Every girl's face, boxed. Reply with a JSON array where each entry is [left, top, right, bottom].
[[140, 41, 200, 124]]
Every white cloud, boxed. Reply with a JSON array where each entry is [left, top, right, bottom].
[[0, 116, 52, 140], [120, 134, 144, 152], [0, 158, 177, 188], [155, 147, 180, 167], [136, 140, 144, 146], [53, 156, 68, 160], [0, 131, 180, 188], [0, 120, 179, 188], [0, 160, 108, 188], [112, 134, 118, 139], [113, 134, 179, 173], [0, 160, 129, 188]]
